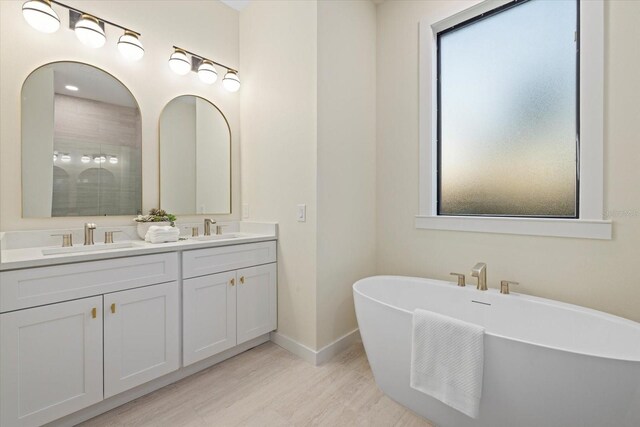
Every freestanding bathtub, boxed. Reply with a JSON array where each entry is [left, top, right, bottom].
[[353, 276, 640, 427]]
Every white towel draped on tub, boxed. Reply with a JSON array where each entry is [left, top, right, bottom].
[[410, 309, 485, 418]]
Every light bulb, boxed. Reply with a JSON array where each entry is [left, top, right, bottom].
[[169, 49, 191, 75], [222, 70, 240, 92], [75, 14, 106, 48], [118, 31, 144, 61], [198, 60, 218, 84], [22, 0, 60, 34]]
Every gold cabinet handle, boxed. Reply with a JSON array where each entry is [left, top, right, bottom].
[[230, 278, 235, 286], [91, 307, 97, 318], [111, 303, 116, 314], [240, 276, 245, 284]]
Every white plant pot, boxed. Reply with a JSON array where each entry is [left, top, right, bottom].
[[136, 222, 171, 240]]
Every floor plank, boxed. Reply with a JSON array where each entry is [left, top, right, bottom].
[[79, 342, 433, 427]]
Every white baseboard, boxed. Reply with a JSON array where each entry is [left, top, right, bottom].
[[270, 328, 360, 366]]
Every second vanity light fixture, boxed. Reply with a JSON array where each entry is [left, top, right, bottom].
[[22, 0, 144, 61], [169, 46, 241, 92]]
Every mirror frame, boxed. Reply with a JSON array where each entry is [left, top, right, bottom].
[[158, 94, 232, 215], [21, 60, 143, 218]]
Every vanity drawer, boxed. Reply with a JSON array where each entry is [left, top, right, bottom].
[[0, 253, 178, 312], [183, 241, 276, 279]]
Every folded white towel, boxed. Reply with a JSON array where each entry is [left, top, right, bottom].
[[410, 309, 485, 418], [145, 225, 179, 243]]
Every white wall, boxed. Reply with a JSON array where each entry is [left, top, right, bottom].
[[0, 0, 241, 230], [316, 0, 377, 349], [160, 98, 196, 213], [376, 0, 640, 323], [240, 0, 319, 349], [21, 67, 54, 217]]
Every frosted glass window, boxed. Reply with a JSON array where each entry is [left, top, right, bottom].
[[438, 0, 578, 217]]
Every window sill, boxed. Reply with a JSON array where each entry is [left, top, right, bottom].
[[415, 215, 612, 240]]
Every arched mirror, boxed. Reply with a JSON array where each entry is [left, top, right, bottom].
[[159, 95, 231, 215], [21, 62, 142, 217]]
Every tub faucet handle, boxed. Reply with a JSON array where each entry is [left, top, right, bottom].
[[450, 273, 466, 287], [500, 280, 519, 295]]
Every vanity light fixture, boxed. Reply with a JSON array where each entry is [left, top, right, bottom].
[[65, 84, 79, 91], [117, 31, 144, 61], [22, 0, 60, 33], [74, 14, 106, 48], [198, 61, 218, 85], [94, 155, 106, 164], [222, 70, 240, 92], [21, 1, 143, 58], [109, 156, 118, 164], [81, 155, 91, 163], [170, 45, 240, 91], [169, 49, 192, 75], [60, 154, 71, 162]]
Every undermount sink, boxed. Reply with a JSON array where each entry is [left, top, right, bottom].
[[191, 233, 242, 241], [42, 242, 140, 256]]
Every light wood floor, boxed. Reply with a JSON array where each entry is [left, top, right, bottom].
[[80, 341, 433, 427]]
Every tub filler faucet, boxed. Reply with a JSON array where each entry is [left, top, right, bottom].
[[471, 262, 487, 291]]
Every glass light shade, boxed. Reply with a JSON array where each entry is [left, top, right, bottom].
[[109, 156, 118, 164], [94, 155, 106, 164], [75, 15, 106, 48], [118, 32, 144, 61], [81, 155, 91, 163], [169, 50, 191, 75], [22, 0, 60, 34], [60, 154, 71, 162], [198, 61, 218, 84], [222, 71, 240, 92]]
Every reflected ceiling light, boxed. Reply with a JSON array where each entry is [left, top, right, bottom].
[[118, 31, 144, 61], [169, 49, 191, 75], [60, 154, 71, 162], [109, 156, 118, 164], [81, 155, 91, 163], [198, 60, 218, 85], [65, 84, 79, 91], [22, 0, 60, 34], [94, 155, 106, 164], [75, 14, 106, 48], [222, 70, 240, 92]]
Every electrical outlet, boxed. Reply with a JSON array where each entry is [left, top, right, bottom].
[[297, 204, 306, 222]]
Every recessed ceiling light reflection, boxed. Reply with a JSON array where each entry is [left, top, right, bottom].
[[65, 85, 79, 91]]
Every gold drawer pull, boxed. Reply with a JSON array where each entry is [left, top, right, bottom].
[[91, 307, 97, 319], [240, 276, 245, 284], [111, 303, 116, 314], [230, 278, 235, 286]]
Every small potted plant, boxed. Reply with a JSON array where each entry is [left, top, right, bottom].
[[134, 208, 177, 239]]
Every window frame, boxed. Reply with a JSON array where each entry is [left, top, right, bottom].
[[416, 0, 611, 239]]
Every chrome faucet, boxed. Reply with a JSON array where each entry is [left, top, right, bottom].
[[204, 218, 216, 236], [84, 223, 97, 246], [471, 262, 487, 291]]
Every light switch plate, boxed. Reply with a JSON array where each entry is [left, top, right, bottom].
[[297, 204, 306, 222], [242, 203, 249, 219]]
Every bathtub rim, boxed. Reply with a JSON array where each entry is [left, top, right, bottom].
[[353, 275, 640, 363]]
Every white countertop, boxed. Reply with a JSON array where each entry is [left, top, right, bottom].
[[0, 222, 277, 271]]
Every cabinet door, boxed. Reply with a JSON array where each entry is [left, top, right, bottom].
[[237, 263, 277, 344], [0, 296, 103, 427], [103, 282, 179, 398], [183, 271, 237, 366]]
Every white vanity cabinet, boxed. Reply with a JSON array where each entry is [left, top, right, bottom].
[[103, 282, 180, 398], [0, 253, 179, 427], [182, 242, 277, 366], [0, 297, 104, 427]]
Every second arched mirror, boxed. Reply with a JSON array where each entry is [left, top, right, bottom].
[[159, 96, 231, 215]]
